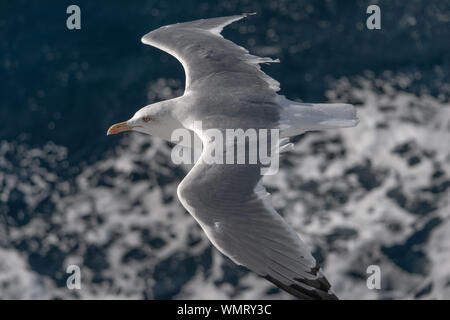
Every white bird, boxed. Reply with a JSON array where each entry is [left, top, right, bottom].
[[107, 13, 358, 300]]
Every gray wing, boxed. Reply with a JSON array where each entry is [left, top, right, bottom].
[[176, 140, 338, 300], [141, 13, 280, 95]]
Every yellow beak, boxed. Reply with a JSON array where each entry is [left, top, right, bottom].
[[107, 121, 133, 135]]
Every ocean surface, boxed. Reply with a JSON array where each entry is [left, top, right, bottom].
[[0, 0, 449, 299]]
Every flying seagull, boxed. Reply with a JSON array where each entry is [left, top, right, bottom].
[[107, 13, 358, 300]]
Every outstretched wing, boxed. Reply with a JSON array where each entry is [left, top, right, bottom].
[[141, 14, 280, 95], [176, 138, 338, 300]]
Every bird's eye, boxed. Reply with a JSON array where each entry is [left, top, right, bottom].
[[142, 116, 151, 123]]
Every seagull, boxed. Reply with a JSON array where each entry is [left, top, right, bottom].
[[107, 13, 358, 300]]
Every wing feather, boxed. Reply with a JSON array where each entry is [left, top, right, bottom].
[[176, 138, 338, 300], [141, 14, 280, 93]]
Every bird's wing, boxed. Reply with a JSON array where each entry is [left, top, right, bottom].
[[141, 13, 280, 94], [176, 136, 338, 300]]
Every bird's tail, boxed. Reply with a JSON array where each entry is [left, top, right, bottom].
[[277, 96, 359, 137]]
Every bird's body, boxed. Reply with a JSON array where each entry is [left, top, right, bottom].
[[108, 13, 358, 300]]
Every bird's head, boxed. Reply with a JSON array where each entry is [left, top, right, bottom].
[[107, 101, 177, 139]]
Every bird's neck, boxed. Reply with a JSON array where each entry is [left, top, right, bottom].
[[152, 96, 190, 142]]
